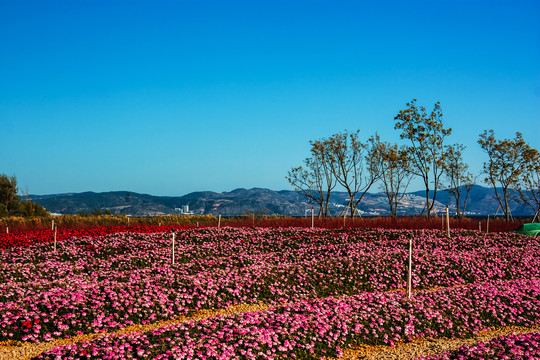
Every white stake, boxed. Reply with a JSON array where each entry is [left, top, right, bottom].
[[172, 233, 175, 265], [218, 213, 221, 228], [54, 225, 57, 252], [311, 207, 314, 229], [197, 221, 199, 227], [52, 220, 55, 230], [6, 226, 8, 234], [479, 221, 481, 232], [486, 215, 489, 233], [407, 237, 412, 299], [446, 206, 450, 237]]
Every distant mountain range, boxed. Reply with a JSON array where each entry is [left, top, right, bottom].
[[28, 185, 535, 217]]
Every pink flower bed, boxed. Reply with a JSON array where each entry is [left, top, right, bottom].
[[37, 279, 540, 359], [0, 227, 538, 345]]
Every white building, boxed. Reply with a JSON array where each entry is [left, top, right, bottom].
[[175, 205, 194, 215]]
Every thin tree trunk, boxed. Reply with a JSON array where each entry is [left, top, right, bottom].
[[425, 188, 431, 218]]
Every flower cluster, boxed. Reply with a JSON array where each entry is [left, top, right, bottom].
[[1, 227, 538, 344], [37, 279, 540, 359], [0, 225, 190, 250], [420, 331, 540, 359]]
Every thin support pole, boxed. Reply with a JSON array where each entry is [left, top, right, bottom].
[[172, 233, 175, 265], [446, 206, 450, 237], [407, 237, 412, 299], [218, 213, 221, 228], [54, 225, 57, 252], [486, 215, 490, 233], [311, 207, 314, 229]]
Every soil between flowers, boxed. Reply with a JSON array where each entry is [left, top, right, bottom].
[[333, 324, 540, 360], [0, 302, 538, 360]]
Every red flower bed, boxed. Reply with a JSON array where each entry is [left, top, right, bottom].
[[0, 225, 192, 250]]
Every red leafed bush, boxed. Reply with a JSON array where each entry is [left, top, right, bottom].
[[0, 225, 191, 250], [0, 215, 527, 250]]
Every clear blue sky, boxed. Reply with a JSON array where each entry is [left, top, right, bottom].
[[1, 0, 539, 196]]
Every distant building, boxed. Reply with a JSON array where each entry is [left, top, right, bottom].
[[175, 205, 194, 215]]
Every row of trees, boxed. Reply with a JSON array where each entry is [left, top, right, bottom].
[[0, 174, 49, 217], [287, 99, 540, 221]]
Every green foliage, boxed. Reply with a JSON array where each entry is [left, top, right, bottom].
[[16, 201, 49, 217], [394, 99, 452, 218], [77, 209, 113, 217], [0, 174, 49, 218], [0, 204, 8, 217], [478, 130, 539, 221]]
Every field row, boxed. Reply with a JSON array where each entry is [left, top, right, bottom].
[[1, 227, 539, 344], [34, 278, 540, 359], [0, 225, 190, 250]]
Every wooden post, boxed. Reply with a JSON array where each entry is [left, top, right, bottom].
[[407, 237, 412, 299], [486, 215, 489, 233], [172, 233, 175, 265], [52, 220, 55, 230], [311, 207, 314, 229], [54, 224, 57, 252], [197, 221, 199, 227], [479, 221, 481, 232], [446, 206, 450, 237], [218, 213, 221, 228], [532, 209, 539, 223], [6, 226, 8, 234]]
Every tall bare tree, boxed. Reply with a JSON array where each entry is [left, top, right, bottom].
[[310, 139, 338, 217], [394, 99, 452, 218], [287, 137, 339, 218], [287, 158, 325, 217], [371, 134, 412, 217], [325, 130, 380, 217], [517, 143, 540, 218], [478, 130, 538, 221], [444, 143, 475, 219]]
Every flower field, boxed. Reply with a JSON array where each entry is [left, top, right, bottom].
[[0, 227, 539, 359], [419, 331, 540, 359]]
